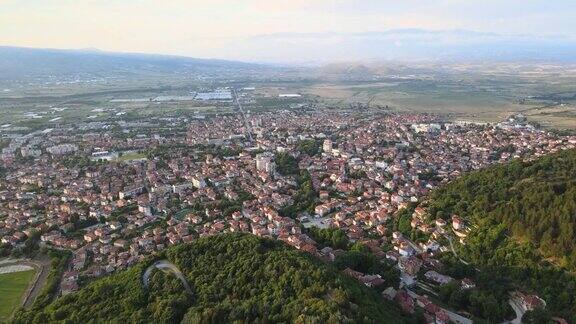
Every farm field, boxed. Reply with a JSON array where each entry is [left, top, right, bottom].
[[2, 62, 576, 131]]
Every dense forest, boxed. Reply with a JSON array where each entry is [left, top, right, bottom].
[[428, 148, 576, 321], [13, 233, 409, 323]]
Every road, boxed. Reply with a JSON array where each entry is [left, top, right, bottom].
[[444, 234, 470, 265], [232, 89, 253, 142], [502, 297, 525, 324], [142, 260, 193, 295], [406, 289, 472, 324]]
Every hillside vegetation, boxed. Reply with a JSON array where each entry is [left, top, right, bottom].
[[13, 233, 407, 324], [429, 148, 576, 321]]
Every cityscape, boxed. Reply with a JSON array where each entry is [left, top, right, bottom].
[[1, 1, 576, 323]]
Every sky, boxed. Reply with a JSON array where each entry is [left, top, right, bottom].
[[1, 0, 576, 63]]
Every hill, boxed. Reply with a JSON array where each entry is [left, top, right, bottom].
[[13, 233, 408, 323], [0, 46, 266, 81], [428, 148, 576, 321]]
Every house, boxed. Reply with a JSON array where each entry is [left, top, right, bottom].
[[61, 278, 79, 295], [435, 309, 450, 324], [517, 292, 546, 311], [192, 175, 207, 189], [424, 271, 453, 285], [435, 218, 447, 227], [413, 207, 426, 218], [461, 278, 476, 289], [119, 185, 145, 199], [451, 215, 464, 230], [61, 271, 79, 295], [360, 274, 385, 287], [398, 256, 422, 276], [114, 239, 128, 248], [386, 250, 401, 262], [395, 290, 414, 313], [416, 295, 438, 313], [382, 287, 397, 300], [397, 241, 415, 257], [300, 243, 318, 255], [84, 233, 97, 243], [420, 239, 440, 252], [314, 204, 331, 217]]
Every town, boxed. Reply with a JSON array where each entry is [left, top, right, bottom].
[[1, 99, 575, 323]]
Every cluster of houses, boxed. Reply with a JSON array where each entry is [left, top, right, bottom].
[[392, 290, 451, 324], [1, 109, 573, 319]]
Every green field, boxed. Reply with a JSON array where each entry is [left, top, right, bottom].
[[0, 270, 35, 322], [118, 151, 147, 161]]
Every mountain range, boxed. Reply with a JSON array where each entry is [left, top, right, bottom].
[[234, 29, 576, 64], [0, 46, 265, 81]]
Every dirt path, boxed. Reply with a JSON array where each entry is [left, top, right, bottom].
[[22, 258, 49, 308]]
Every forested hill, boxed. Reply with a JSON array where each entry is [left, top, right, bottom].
[[428, 148, 576, 321], [429, 148, 576, 269], [13, 233, 407, 324]]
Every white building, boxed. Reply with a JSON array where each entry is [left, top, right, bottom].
[[192, 175, 207, 189], [278, 93, 301, 98], [255, 152, 275, 173], [323, 139, 333, 153], [46, 144, 78, 156]]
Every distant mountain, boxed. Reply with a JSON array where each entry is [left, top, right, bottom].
[[0, 46, 266, 80], [233, 29, 576, 64], [318, 63, 376, 77], [13, 233, 408, 323]]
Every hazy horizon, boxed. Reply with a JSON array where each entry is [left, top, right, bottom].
[[2, 0, 576, 63]]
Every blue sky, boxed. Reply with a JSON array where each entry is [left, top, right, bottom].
[[1, 0, 575, 62]]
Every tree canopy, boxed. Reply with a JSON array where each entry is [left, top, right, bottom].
[[14, 233, 410, 323], [428, 148, 576, 321]]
